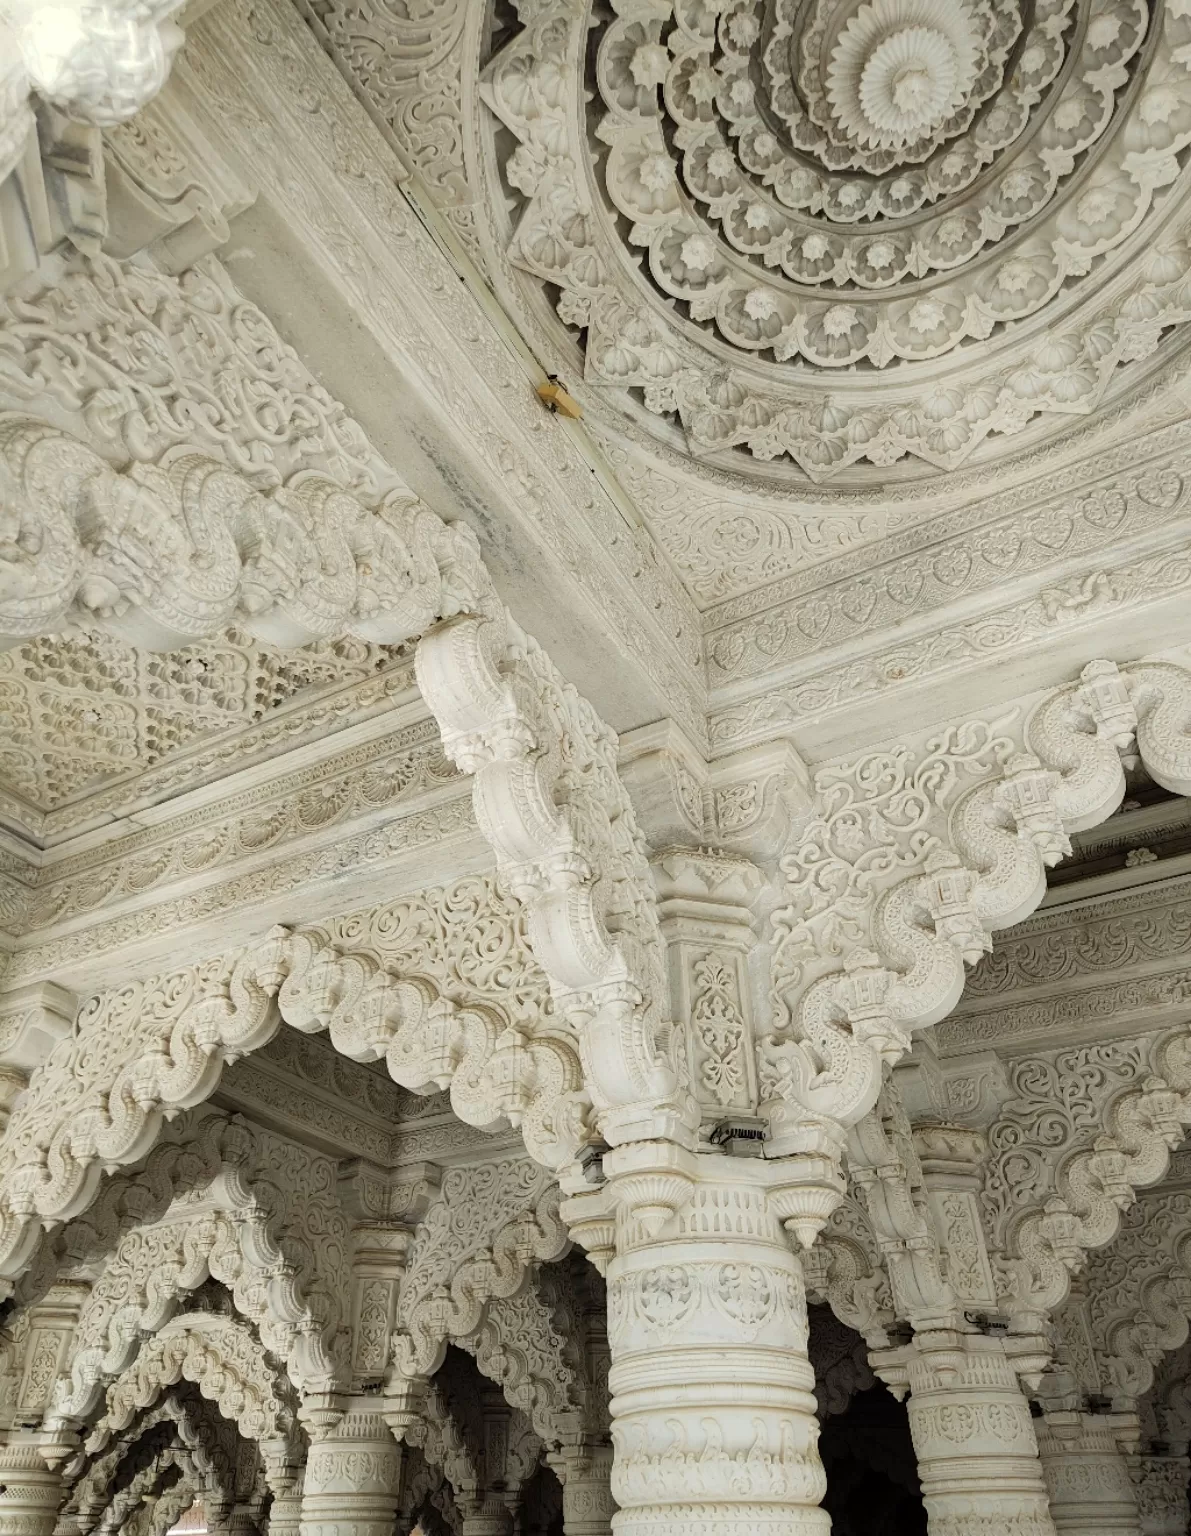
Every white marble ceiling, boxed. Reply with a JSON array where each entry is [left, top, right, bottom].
[[310, 0, 1191, 470]]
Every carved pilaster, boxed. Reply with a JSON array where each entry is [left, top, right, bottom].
[[652, 850, 762, 1131], [911, 1125, 999, 1313], [266, 1491, 303, 1536], [262, 1443, 303, 1536], [549, 1446, 615, 1536], [339, 1162, 440, 1392], [458, 1503, 513, 1536], [9, 1283, 89, 1432]]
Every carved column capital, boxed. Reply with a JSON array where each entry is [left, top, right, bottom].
[[338, 1161, 440, 1391]]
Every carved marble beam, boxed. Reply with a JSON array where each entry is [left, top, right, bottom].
[[0, 416, 489, 653]]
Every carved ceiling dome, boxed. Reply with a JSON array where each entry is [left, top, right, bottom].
[[483, 0, 1191, 478]]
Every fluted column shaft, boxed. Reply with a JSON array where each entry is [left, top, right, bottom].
[[1036, 1416, 1141, 1536]]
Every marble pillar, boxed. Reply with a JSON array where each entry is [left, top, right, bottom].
[[551, 1446, 615, 1536], [0, 1441, 64, 1536], [1036, 1415, 1141, 1536], [298, 1410, 402, 1536], [601, 1151, 831, 1536], [894, 1337, 1057, 1536]]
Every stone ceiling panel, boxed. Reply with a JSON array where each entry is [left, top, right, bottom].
[[0, 625, 413, 833]]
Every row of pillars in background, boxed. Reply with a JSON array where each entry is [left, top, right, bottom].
[[0, 1161, 1187, 1536]]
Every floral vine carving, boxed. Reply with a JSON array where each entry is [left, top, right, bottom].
[[759, 658, 1191, 1169], [67, 1390, 239, 1535], [393, 1158, 570, 1378], [1073, 1185, 1191, 1401], [457, 1276, 583, 1449], [0, 249, 676, 1161], [992, 1029, 1191, 1326]]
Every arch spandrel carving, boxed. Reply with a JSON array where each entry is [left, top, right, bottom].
[[456, 1284, 582, 1451], [392, 1158, 571, 1381], [8, 21, 1191, 1529], [760, 658, 1191, 1176]]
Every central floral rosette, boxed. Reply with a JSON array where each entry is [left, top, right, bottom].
[[817, 0, 995, 163]]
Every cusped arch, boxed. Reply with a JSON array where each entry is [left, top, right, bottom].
[[0, 923, 586, 1294], [142, 1482, 199, 1536], [16, 1107, 349, 1355], [65, 1390, 237, 1534], [764, 659, 1191, 1158], [62, 1416, 180, 1536], [48, 1174, 334, 1423], [77, 1312, 297, 1452], [404, 1377, 478, 1504], [94, 1443, 198, 1536], [400, 1447, 462, 1536]]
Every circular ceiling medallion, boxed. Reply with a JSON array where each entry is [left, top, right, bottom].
[[483, 0, 1191, 478]]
